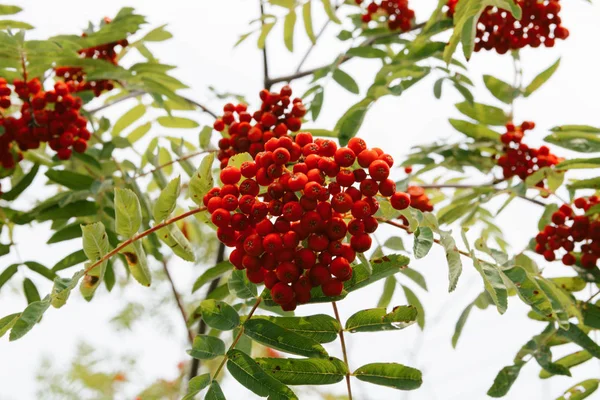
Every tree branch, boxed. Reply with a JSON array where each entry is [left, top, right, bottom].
[[134, 149, 217, 179], [267, 22, 426, 86], [162, 258, 194, 344], [332, 302, 352, 400], [260, 1, 271, 90], [83, 206, 207, 276], [418, 183, 547, 207], [188, 241, 226, 381]]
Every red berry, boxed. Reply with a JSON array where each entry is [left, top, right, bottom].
[[391, 192, 411, 210], [322, 279, 344, 296], [271, 282, 294, 305]]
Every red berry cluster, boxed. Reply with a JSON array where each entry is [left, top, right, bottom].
[[496, 122, 561, 189], [447, 0, 569, 54], [535, 197, 600, 269], [407, 186, 433, 213], [205, 134, 411, 311], [0, 78, 91, 168], [213, 86, 306, 169], [355, 0, 415, 31], [55, 18, 127, 97]]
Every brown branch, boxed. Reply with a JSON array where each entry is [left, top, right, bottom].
[[212, 296, 263, 379], [188, 242, 226, 381], [267, 22, 426, 86], [134, 149, 216, 179], [260, 1, 271, 90], [86, 90, 218, 119], [83, 206, 207, 276], [162, 258, 194, 344], [419, 183, 547, 207], [332, 302, 353, 400]]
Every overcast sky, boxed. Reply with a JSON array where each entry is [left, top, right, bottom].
[[1, 1, 600, 399]]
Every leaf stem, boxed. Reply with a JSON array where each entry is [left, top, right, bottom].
[[82, 206, 207, 276], [332, 301, 353, 400], [212, 296, 263, 379], [162, 257, 194, 344]]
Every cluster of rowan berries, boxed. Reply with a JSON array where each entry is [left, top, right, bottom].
[[55, 18, 127, 97], [0, 78, 91, 168], [447, 0, 569, 54], [535, 197, 600, 269], [205, 134, 411, 311], [496, 122, 560, 189], [407, 186, 433, 212], [355, 0, 415, 31], [213, 86, 306, 169]]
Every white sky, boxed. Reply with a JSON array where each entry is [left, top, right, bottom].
[[1, 1, 600, 399]]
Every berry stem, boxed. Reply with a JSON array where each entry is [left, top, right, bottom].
[[212, 296, 263, 379], [86, 89, 218, 118], [162, 257, 194, 344], [267, 22, 426, 86], [82, 206, 207, 276], [332, 301, 353, 400], [260, 1, 272, 90], [188, 242, 226, 381], [134, 149, 217, 179]]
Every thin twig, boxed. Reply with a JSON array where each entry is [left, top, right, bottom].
[[86, 90, 218, 119], [83, 206, 207, 276], [134, 149, 216, 179], [419, 183, 547, 207], [260, 1, 271, 90], [162, 257, 194, 344], [188, 242, 226, 381], [212, 296, 263, 379], [332, 302, 353, 400], [267, 22, 426, 86]]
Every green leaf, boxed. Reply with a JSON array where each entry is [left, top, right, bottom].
[[227, 349, 297, 399], [142, 25, 173, 42], [321, 0, 340, 23], [0, 20, 33, 29], [126, 121, 152, 144], [335, 98, 372, 146], [557, 324, 600, 358], [47, 222, 83, 244], [200, 299, 239, 331], [2, 163, 39, 201], [455, 102, 508, 126], [568, 177, 600, 190], [23, 278, 40, 304], [347, 47, 387, 59], [257, 22, 275, 49], [354, 363, 422, 390], [345, 306, 417, 333], [157, 116, 199, 129], [384, 236, 405, 251], [187, 334, 226, 360], [539, 350, 591, 379], [79, 222, 110, 301], [503, 267, 553, 319], [9, 299, 51, 341], [228, 269, 258, 299], [36, 200, 98, 222], [199, 126, 212, 149], [205, 381, 226, 400], [51, 270, 85, 308], [524, 58, 560, 97], [23, 262, 55, 283], [244, 318, 328, 358], [283, 9, 296, 52], [402, 285, 424, 329], [45, 170, 94, 190], [256, 357, 347, 385], [544, 131, 600, 153], [182, 374, 211, 400], [52, 250, 87, 272], [550, 277, 586, 292], [192, 261, 233, 293], [253, 314, 340, 343], [344, 254, 410, 293], [483, 75, 518, 104], [551, 125, 600, 133], [112, 104, 146, 137], [0, 264, 18, 291], [487, 363, 524, 397], [413, 227, 434, 259], [0, 313, 20, 338], [556, 379, 600, 400], [310, 88, 324, 120], [378, 276, 396, 308], [0, 5, 22, 15], [583, 303, 600, 329], [333, 68, 359, 94], [449, 119, 500, 140], [399, 268, 428, 291], [189, 153, 215, 205], [114, 188, 142, 238], [440, 231, 462, 292], [302, 2, 316, 44], [556, 157, 600, 170], [452, 300, 475, 348], [120, 240, 151, 287]]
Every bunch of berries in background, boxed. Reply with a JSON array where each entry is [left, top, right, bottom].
[[0, 78, 91, 169], [55, 17, 127, 96], [535, 196, 600, 269], [355, 0, 415, 31], [446, 0, 569, 54], [213, 86, 306, 169], [407, 186, 433, 212], [205, 134, 411, 310], [495, 121, 561, 190]]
